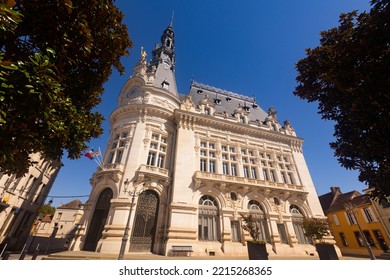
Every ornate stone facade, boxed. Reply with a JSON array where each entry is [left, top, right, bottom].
[[0, 153, 61, 251], [70, 21, 335, 258]]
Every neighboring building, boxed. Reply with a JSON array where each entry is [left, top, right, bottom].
[[32, 214, 53, 237], [70, 21, 333, 258], [0, 153, 61, 251], [29, 199, 84, 253], [364, 189, 390, 241], [319, 187, 390, 258], [35, 200, 84, 238]]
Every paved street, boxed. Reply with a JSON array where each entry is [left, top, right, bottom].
[[2, 250, 373, 260]]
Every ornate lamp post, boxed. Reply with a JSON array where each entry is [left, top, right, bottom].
[[118, 179, 143, 260], [344, 202, 376, 260]]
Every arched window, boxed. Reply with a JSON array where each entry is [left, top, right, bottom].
[[290, 204, 310, 244], [247, 200, 271, 243], [198, 195, 220, 241]]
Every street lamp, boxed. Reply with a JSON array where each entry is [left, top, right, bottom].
[[344, 202, 376, 260], [118, 179, 143, 260]]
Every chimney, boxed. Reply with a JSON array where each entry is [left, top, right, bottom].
[[330, 186, 341, 195]]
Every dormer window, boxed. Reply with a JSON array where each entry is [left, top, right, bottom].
[[197, 89, 203, 94], [243, 106, 250, 113], [226, 96, 232, 102], [204, 107, 210, 115], [214, 98, 221, 105], [162, 80, 169, 90], [252, 103, 258, 109]]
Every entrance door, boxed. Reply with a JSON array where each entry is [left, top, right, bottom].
[[83, 188, 113, 251], [130, 190, 159, 253], [373, 230, 389, 252]]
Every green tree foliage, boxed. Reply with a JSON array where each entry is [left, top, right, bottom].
[[240, 214, 266, 244], [0, 0, 132, 176], [294, 0, 390, 198], [302, 218, 330, 242], [38, 204, 56, 217]]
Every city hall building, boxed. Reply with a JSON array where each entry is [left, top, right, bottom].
[[70, 22, 333, 258]]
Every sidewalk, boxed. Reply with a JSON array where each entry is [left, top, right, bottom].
[[2, 250, 372, 260]]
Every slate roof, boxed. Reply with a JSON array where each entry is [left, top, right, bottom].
[[57, 199, 84, 210], [319, 187, 370, 214], [183, 81, 269, 122], [325, 191, 361, 213]]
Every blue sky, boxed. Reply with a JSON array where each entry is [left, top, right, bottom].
[[47, 0, 372, 207]]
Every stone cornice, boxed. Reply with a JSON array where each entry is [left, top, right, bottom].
[[192, 171, 308, 197], [111, 103, 176, 125], [175, 109, 303, 149]]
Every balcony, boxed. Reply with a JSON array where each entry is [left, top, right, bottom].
[[135, 164, 170, 186], [91, 163, 125, 184], [193, 171, 306, 194]]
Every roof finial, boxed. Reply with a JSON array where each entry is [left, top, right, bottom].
[[170, 11, 174, 27], [140, 46, 147, 62]]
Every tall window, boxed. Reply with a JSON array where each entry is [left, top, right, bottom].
[[354, 231, 364, 247], [339, 232, 349, 247], [363, 230, 376, 247], [209, 160, 216, 173], [247, 200, 270, 243], [231, 221, 241, 242], [362, 207, 376, 223], [199, 140, 217, 173], [277, 155, 295, 185], [241, 148, 258, 179], [332, 214, 340, 226], [108, 130, 129, 164], [345, 211, 357, 225], [290, 205, 310, 244], [231, 164, 237, 176], [198, 195, 220, 241], [147, 133, 167, 168], [251, 167, 257, 179], [221, 144, 238, 176], [222, 162, 229, 175], [200, 159, 206, 172], [147, 152, 156, 166], [260, 152, 277, 182], [243, 166, 249, 178]]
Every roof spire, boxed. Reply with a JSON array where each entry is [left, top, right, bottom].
[[148, 19, 178, 97], [170, 11, 174, 27]]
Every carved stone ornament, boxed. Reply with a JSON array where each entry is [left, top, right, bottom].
[[270, 196, 285, 213], [282, 120, 296, 136], [181, 95, 195, 111], [199, 94, 214, 107], [143, 92, 151, 104]]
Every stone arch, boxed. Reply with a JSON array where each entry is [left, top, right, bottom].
[[193, 186, 225, 208], [83, 187, 113, 251], [198, 194, 221, 242], [285, 196, 311, 217], [244, 199, 272, 243], [130, 189, 160, 253], [243, 192, 272, 214], [288, 203, 311, 244]]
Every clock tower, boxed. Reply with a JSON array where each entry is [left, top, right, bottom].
[[73, 21, 180, 254], [148, 20, 178, 98]]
